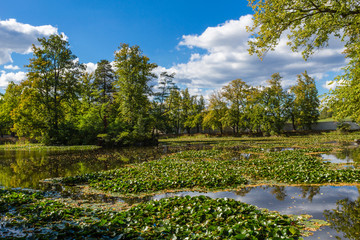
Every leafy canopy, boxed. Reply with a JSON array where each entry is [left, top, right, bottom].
[[248, 0, 360, 60]]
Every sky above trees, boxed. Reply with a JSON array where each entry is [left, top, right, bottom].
[[0, 0, 347, 96]]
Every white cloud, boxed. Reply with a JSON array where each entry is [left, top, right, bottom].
[[324, 79, 345, 90], [0, 18, 58, 65], [0, 71, 26, 88], [84, 62, 97, 73], [4, 64, 20, 70], [161, 15, 346, 96]]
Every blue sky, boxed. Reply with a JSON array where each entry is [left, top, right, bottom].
[[0, 0, 347, 96]]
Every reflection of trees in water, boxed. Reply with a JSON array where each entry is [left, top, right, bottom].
[[270, 186, 286, 201], [0, 147, 166, 189], [324, 187, 360, 240], [234, 187, 252, 196], [338, 147, 360, 164], [300, 186, 320, 202]]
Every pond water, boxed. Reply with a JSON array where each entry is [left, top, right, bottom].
[[0, 147, 168, 189], [130, 186, 358, 239], [1, 145, 360, 239], [320, 147, 360, 164]]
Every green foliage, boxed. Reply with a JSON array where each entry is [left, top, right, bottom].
[[0, 82, 21, 136], [248, 0, 360, 60], [12, 34, 84, 145], [222, 79, 251, 134], [247, 0, 360, 125], [0, 188, 309, 239], [152, 72, 178, 133], [290, 71, 320, 130], [259, 73, 291, 135], [114, 196, 303, 239], [336, 122, 352, 133], [62, 152, 248, 195], [243, 150, 360, 184], [203, 91, 227, 134], [111, 43, 157, 145]]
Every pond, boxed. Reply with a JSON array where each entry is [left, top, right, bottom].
[[130, 186, 359, 239], [0, 147, 167, 189], [0, 145, 360, 239]]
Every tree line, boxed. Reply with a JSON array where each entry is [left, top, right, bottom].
[[0, 34, 319, 145]]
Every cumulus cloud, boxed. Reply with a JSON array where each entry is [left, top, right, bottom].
[[323, 79, 345, 90], [160, 15, 346, 96], [0, 18, 58, 65], [4, 64, 20, 70], [84, 62, 97, 73], [0, 70, 26, 88]]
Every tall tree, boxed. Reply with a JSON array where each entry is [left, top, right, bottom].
[[203, 91, 228, 134], [260, 73, 291, 135], [290, 71, 320, 130], [0, 82, 21, 137], [93, 59, 115, 104], [184, 95, 206, 133], [180, 88, 193, 134], [93, 60, 116, 130], [222, 79, 250, 134], [152, 72, 177, 133], [20, 34, 84, 144], [245, 87, 264, 134], [165, 88, 182, 134], [153, 72, 176, 112]]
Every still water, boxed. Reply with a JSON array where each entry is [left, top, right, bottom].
[[0, 146, 360, 239], [140, 186, 359, 239]]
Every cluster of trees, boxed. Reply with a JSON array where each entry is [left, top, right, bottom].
[[203, 72, 319, 135], [248, 0, 360, 124], [0, 35, 159, 145], [0, 34, 320, 145]]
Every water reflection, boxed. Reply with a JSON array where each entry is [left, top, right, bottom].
[[0, 147, 168, 189], [320, 147, 360, 165], [0, 145, 256, 189], [320, 153, 354, 164], [324, 194, 360, 240], [131, 185, 359, 239]]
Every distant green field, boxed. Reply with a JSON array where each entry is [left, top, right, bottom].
[[318, 117, 352, 122]]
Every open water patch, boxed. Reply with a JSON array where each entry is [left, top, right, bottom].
[[320, 153, 354, 164]]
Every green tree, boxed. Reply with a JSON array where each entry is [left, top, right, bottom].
[[112, 43, 157, 144], [184, 95, 206, 133], [248, 0, 360, 60], [165, 88, 182, 134], [248, 0, 360, 123], [0, 82, 21, 137], [222, 79, 250, 135], [203, 91, 227, 134], [180, 88, 193, 134], [245, 87, 264, 134], [93, 59, 115, 104], [152, 72, 177, 133], [76, 72, 104, 144], [290, 71, 320, 130], [93, 59, 116, 131], [260, 73, 291, 135], [16, 34, 84, 144], [326, 66, 360, 123]]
